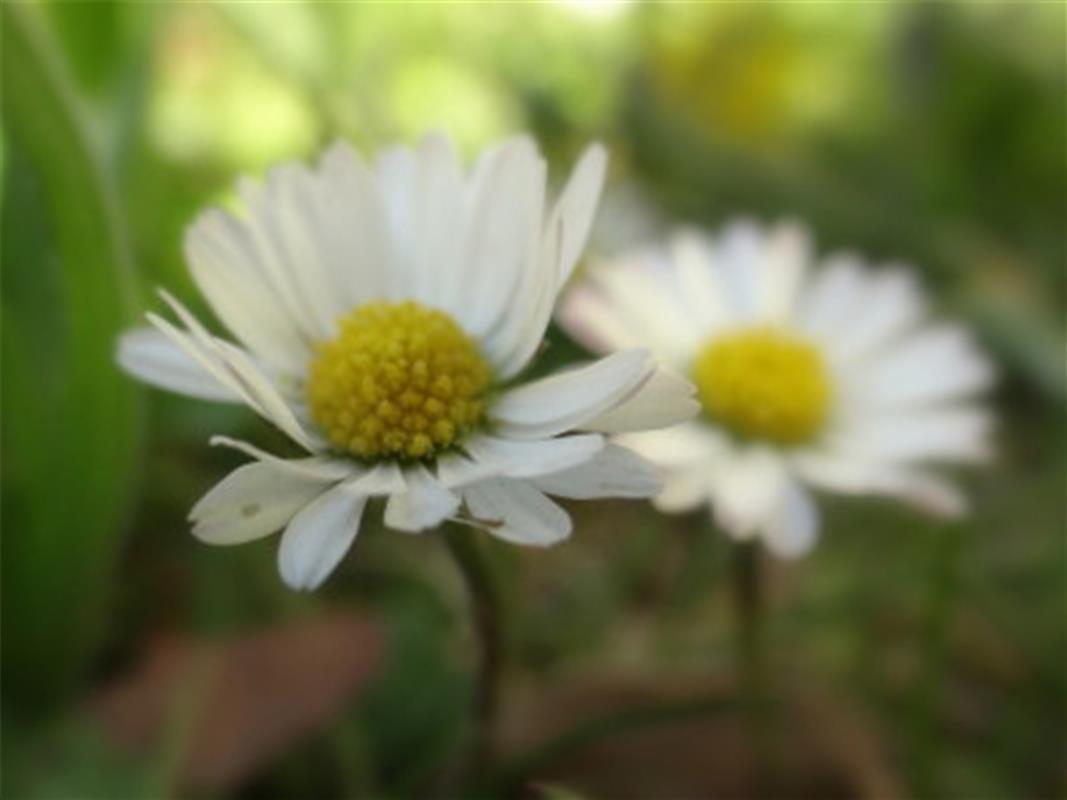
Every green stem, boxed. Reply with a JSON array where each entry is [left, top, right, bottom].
[[732, 540, 772, 797], [444, 522, 503, 780], [733, 540, 764, 700], [910, 524, 962, 798]]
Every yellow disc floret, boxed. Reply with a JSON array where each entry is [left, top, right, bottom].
[[307, 301, 492, 461], [693, 326, 832, 444]]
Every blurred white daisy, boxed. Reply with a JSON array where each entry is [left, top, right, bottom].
[[118, 133, 698, 590], [560, 220, 994, 557]]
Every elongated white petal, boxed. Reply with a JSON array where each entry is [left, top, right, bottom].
[[191, 462, 331, 545], [796, 254, 866, 339], [852, 324, 994, 410], [315, 141, 390, 306], [463, 433, 604, 479], [756, 221, 810, 323], [347, 463, 407, 495], [150, 293, 315, 450], [832, 406, 993, 464], [670, 229, 736, 332], [489, 142, 606, 378], [435, 452, 503, 489], [209, 436, 356, 481], [376, 144, 419, 300], [411, 133, 465, 308], [489, 349, 653, 440], [763, 479, 819, 557], [581, 367, 700, 433], [463, 478, 572, 546], [617, 424, 728, 469], [708, 447, 786, 540], [792, 453, 967, 518], [580, 263, 702, 367], [184, 210, 311, 375], [712, 220, 764, 322], [459, 137, 544, 337], [235, 173, 331, 343], [532, 443, 661, 499], [555, 283, 645, 354], [277, 482, 368, 590], [655, 467, 714, 513], [828, 268, 923, 362], [117, 328, 239, 402], [384, 464, 460, 532], [552, 142, 608, 288], [494, 220, 561, 378]]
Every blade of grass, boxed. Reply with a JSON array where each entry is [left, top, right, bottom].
[[1, 2, 144, 708]]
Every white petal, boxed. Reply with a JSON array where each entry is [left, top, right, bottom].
[[755, 221, 810, 323], [347, 463, 407, 495], [671, 229, 736, 332], [829, 268, 924, 362], [183, 209, 311, 375], [376, 145, 420, 300], [655, 466, 714, 513], [712, 220, 764, 322], [831, 406, 993, 464], [617, 423, 728, 469], [578, 260, 702, 367], [791, 452, 968, 518], [236, 170, 336, 343], [486, 188, 557, 378], [763, 479, 819, 558], [383, 464, 460, 532], [552, 142, 608, 288], [708, 447, 786, 540], [581, 367, 700, 433], [315, 140, 390, 307], [555, 283, 645, 355], [190, 462, 331, 545], [277, 482, 368, 590], [209, 435, 356, 481], [463, 478, 572, 547], [458, 137, 545, 337], [150, 293, 315, 450], [117, 328, 240, 402], [852, 324, 994, 410], [532, 443, 661, 500], [435, 451, 503, 489], [489, 349, 653, 440], [463, 433, 604, 479], [411, 133, 466, 309], [796, 254, 867, 339], [489, 142, 607, 378]]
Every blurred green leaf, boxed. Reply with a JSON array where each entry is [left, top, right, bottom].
[[1, 3, 143, 707]]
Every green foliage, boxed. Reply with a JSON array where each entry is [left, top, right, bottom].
[[1, 3, 144, 706]]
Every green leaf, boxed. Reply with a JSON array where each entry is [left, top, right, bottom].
[[1, 3, 144, 708]]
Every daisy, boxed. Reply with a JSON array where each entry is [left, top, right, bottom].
[[117, 133, 699, 590], [559, 220, 994, 557]]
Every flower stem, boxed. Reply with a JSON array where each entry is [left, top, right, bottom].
[[443, 522, 503, 778], [732, 540, 772, 796], [732, 540, 766, 691]]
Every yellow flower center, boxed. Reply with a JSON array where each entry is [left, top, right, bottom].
[[307, 301, 492, 461], [692, 326, 832, 445]]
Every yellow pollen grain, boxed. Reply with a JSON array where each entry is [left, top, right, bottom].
[[692, 326, 832, 445], [307, 301, 491, 461]]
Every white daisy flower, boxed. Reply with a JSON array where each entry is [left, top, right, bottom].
[[117, 133, 699, 590], [559, 219, 995, 557]]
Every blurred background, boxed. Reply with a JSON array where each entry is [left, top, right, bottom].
[[2, 1, 1064, 798]]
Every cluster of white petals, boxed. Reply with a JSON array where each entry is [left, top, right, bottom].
[[119, 133, 698, 589], [561, 221, 994, 556]]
